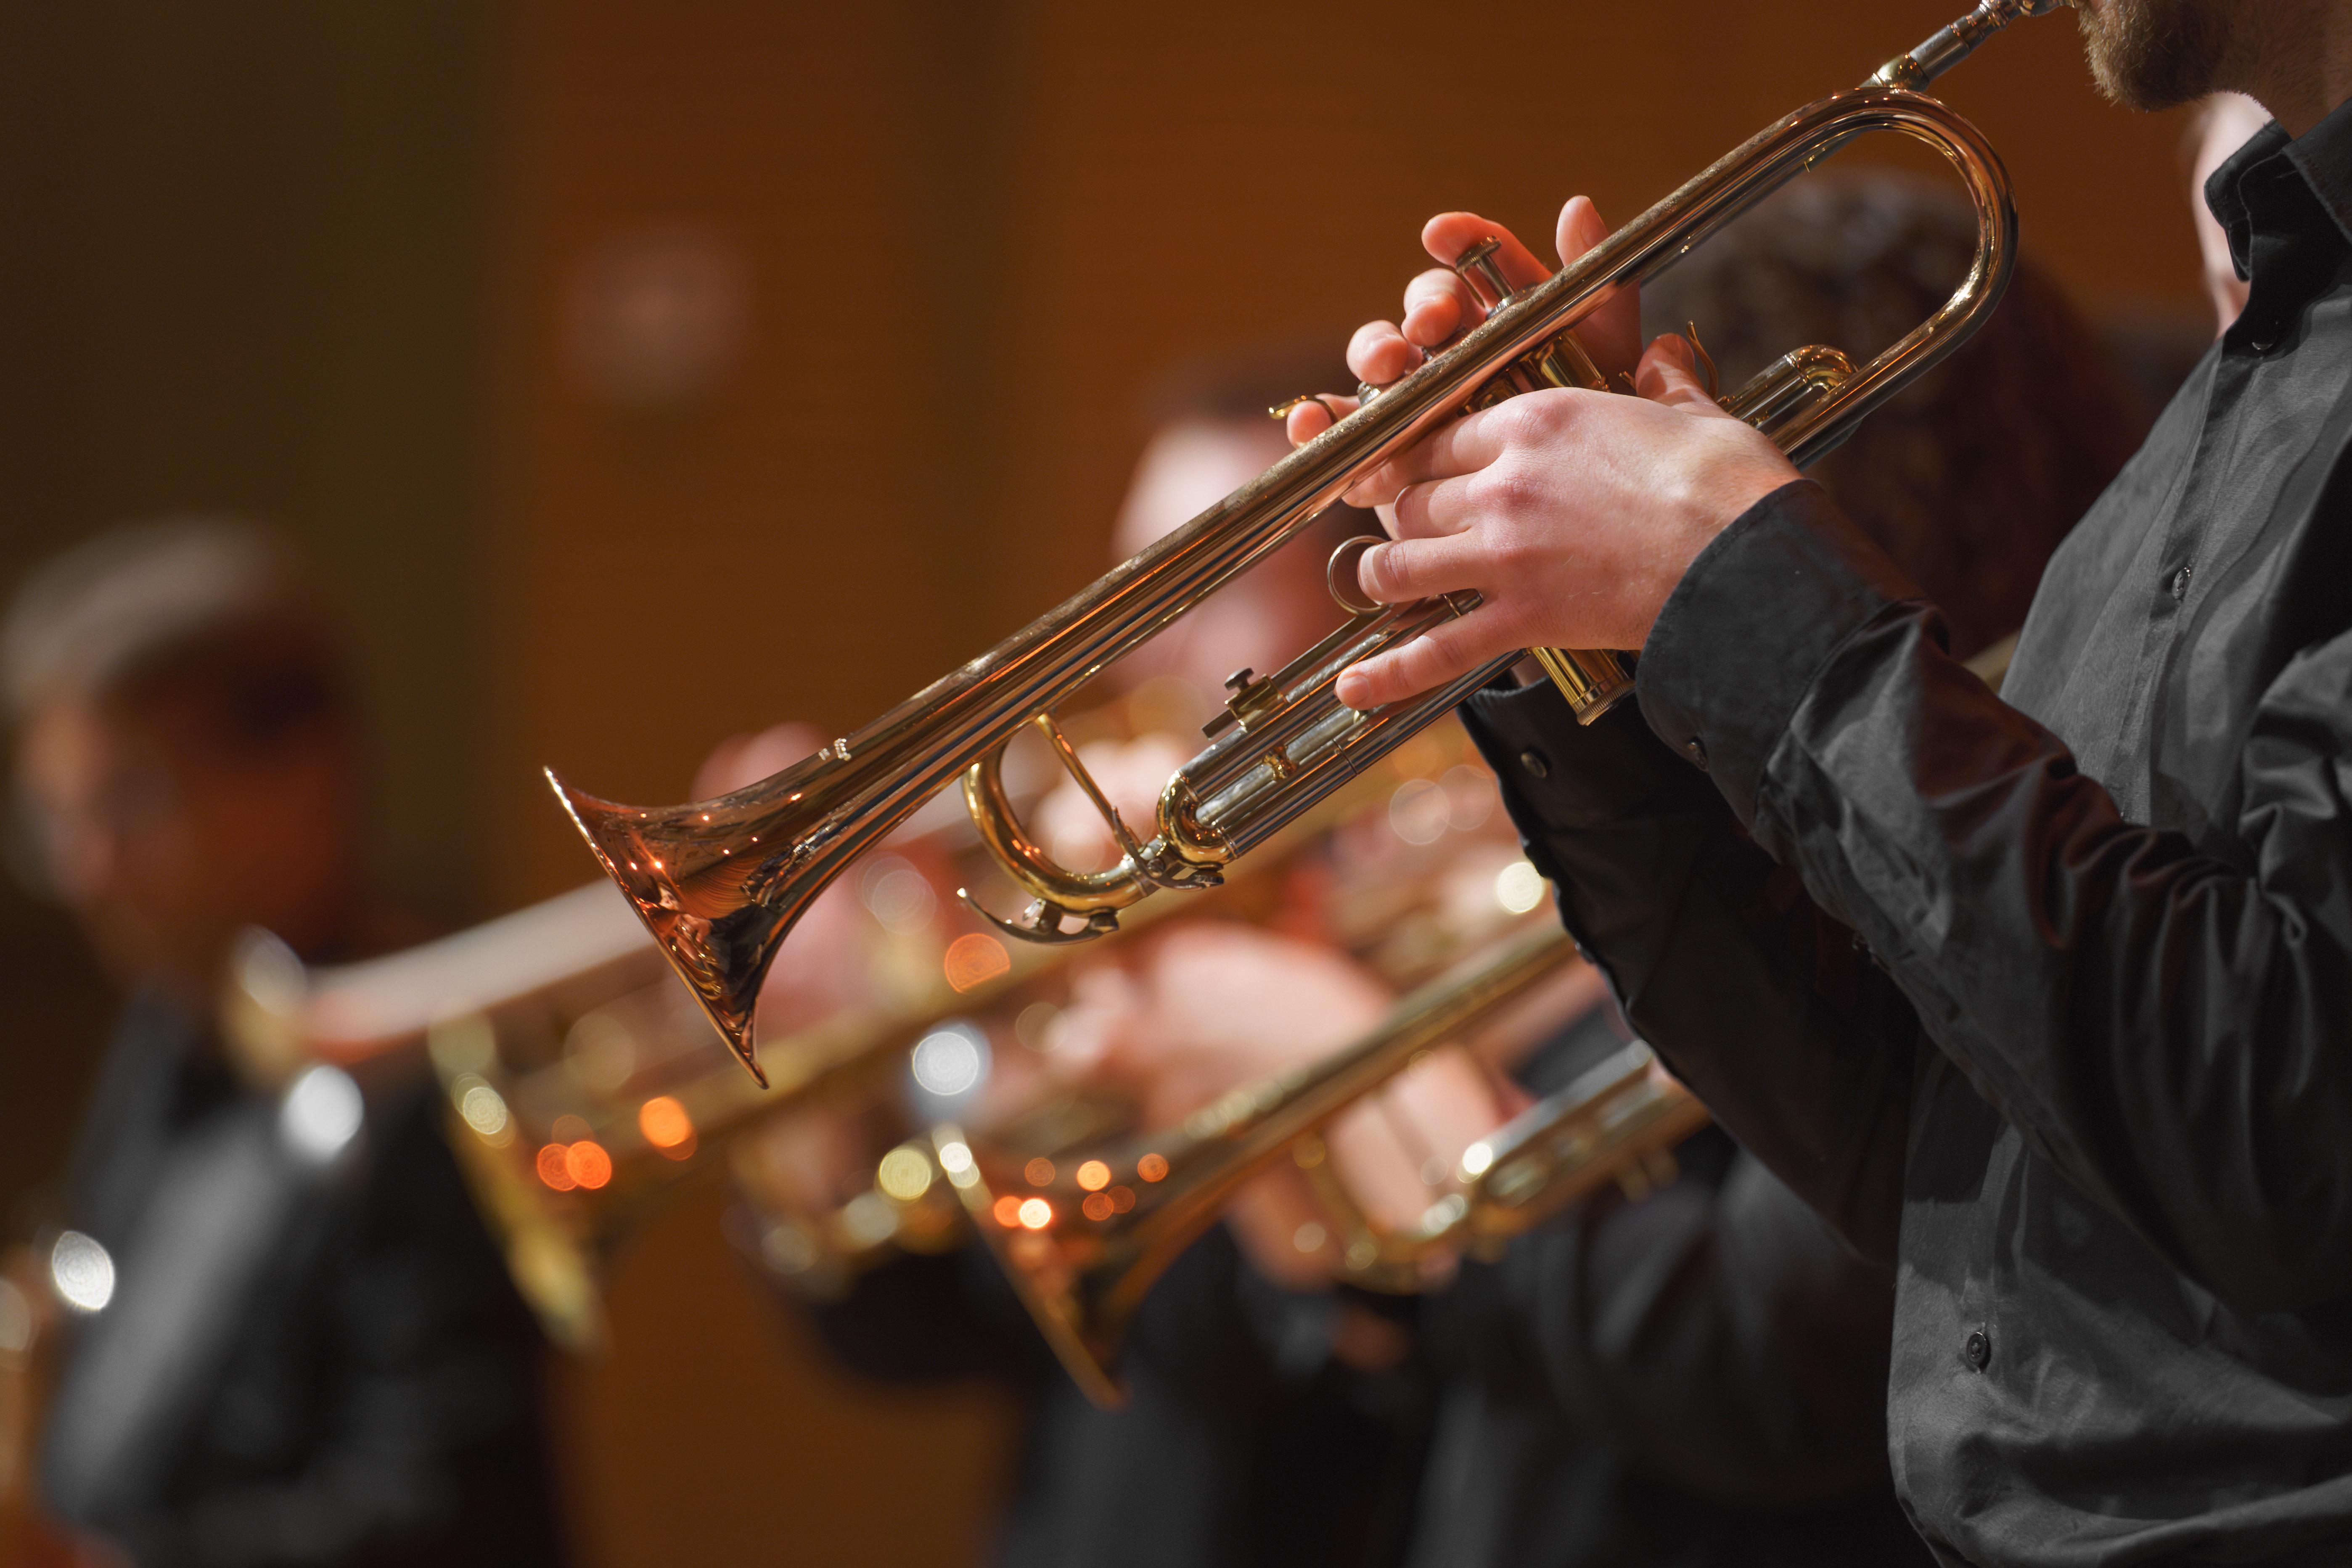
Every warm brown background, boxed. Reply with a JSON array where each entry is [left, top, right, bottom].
[[3, 2, 2209, 1564]]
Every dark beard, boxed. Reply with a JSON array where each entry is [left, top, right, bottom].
[[2078, 0, 2238, 109]]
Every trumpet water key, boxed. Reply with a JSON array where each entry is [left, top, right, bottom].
[[550, 1, 2064, 1084]]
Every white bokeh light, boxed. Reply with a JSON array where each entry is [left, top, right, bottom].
[[910, 1026, 987, 1099], [280, 1065, 364, 1163], [1494, 859, 1547, 915], [50, 1231, 115, 1314]]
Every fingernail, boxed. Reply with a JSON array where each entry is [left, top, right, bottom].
[[1335, 669, 1373, 711]]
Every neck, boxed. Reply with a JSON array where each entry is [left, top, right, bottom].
[[2231, 0, 2352, 137]]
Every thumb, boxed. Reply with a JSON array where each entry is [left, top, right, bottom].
[[1634, 333, 1730, 416]]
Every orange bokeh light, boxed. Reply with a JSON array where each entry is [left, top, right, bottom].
[[638, 1095, 693, 1149], [991, 1195, 1024, 1230], [1109, 1185, 1135, 1213], [1138, 1153, 1169, 1182], [565, 1141, 614, 1190], [944, 932, 1011, 993], [536, 1144, 577, 1191], [1082, 1192, 1114, 1222], [1024, 1157, 1056, 1187], [1075, 1159, 1111, 1191], [1017, 1197, 1053, 1230]]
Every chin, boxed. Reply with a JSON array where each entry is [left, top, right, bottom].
[[2081, 0, 2237, 111]]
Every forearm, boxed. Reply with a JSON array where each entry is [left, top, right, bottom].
[[1460, 683, 1915, 1260], [1640, 481, 2352, 1308]]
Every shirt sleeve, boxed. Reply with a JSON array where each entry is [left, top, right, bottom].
[[1458, 675, 1918, 1264], [1634, 477, 2352, 1313]]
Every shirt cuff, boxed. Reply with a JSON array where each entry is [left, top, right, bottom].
[[1635, 479, 1927, 825], [1459, 675, 1720, 832]]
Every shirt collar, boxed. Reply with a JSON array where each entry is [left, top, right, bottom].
[[2207, 95, 2352, 275]]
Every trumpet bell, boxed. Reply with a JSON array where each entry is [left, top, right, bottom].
[[549, 757, 874, 1087]]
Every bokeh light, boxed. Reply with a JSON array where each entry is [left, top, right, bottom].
[[877, 1147, 934, 1203], [50, 1231, 115, 1313], [638, 1095, 694, 1149], [565, 1141, 614, 1189], [1494, 858, 1547, 914], [944, 932, 1011, 992]]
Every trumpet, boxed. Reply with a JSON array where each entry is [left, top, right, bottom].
[[1302, 1038, 1712, 1291], [925, 926, 1694, 1407], [549, 1, 2058, 1087], [235, 713, 1528, 1346]]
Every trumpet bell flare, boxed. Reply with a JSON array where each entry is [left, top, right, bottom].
[[931, 1124, 1128, 1411], [545, 767, 779, 1087]]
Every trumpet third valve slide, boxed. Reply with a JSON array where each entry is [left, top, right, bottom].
[[547, 0, 2064, 1084]]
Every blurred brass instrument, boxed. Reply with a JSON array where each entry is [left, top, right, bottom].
[[547, 1, 2057, 1085], [1305, 1038, 1712, 1291], [233, 714, 1532, 1347], [925, 926, 1707, 1406]]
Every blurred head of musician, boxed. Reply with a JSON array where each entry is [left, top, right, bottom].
[[2, 519, 566, 1568], [6, 519, 364, 999]]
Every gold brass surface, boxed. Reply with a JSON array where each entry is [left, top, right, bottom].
[[549, 1, 2053, 1084], [932, 925, 1582, 1408]]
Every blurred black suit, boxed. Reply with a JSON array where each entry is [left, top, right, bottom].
[[40, 990, 566, 1568]]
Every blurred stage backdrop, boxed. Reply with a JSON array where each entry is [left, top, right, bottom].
[[0, 2, 2206, 1564]]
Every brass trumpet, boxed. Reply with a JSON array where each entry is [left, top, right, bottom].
[[1304, 1038, 1712, 1291], [236, 714, 1525, 1345], [551, 2, 2059, 1085], [927, 926, 1687, 1407]]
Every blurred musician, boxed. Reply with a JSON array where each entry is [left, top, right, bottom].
[[3, 521, 566, 1567], [726, 357, 1446, 1568], [1289, 2, 2352, 1558]]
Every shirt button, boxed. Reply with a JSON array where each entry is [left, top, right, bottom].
[[1683, 738, 1709, 772], [1965, 1328, 1991, 1372], [1518, 748, 1550, 780], [2169, 564, 2193, 602]]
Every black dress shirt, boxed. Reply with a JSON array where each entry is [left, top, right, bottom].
[[42, 992, 566, 1567], [1403, 1006, 1930, 1568], [1459, 100, 2352, 1566]]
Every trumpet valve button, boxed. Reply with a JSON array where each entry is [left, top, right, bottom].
[[1452, 236, 1513, 310]]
